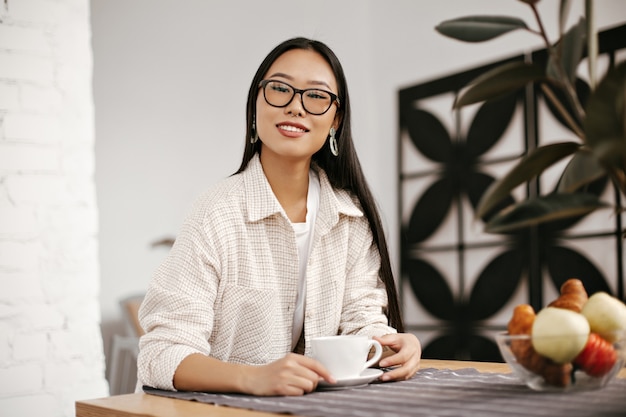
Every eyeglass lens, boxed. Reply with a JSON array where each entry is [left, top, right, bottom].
[[262, 80, 334, 115]]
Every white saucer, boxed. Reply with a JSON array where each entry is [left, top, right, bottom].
[[318, 368, 384, 391]]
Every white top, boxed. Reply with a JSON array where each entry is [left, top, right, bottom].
[[290, 170, 320, 349]]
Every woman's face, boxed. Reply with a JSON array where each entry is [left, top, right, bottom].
[[256, 48, 340, 162]]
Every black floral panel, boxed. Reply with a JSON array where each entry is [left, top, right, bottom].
[[398, 25, 626, 362]]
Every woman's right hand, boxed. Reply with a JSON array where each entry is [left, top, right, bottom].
[[243, 353, 335, 396]]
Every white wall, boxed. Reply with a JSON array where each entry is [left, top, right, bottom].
[[91, 0, 626, 374], [0, 0, 109, 415]]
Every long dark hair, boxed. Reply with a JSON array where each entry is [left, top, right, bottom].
[[236, 37, 404, 332]]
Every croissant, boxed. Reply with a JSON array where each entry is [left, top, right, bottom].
[[507, 304, 572, 387], [508, 304, 535, 335], [548, 278, 588, 313]]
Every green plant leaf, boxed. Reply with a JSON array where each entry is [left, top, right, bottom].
[[591, 138, 626, 170], [584, 60, 626, 167], [556, 150, 606, 193], [435, 16, 529, 43], [559, 0, 573, 35], [546, 17, 586, 83], [475, 142, 581, 219], [592, 138, 626, 197], [585, 0, 598, 89], [484, 193, 609, 233], [454, 61, 545, 108]]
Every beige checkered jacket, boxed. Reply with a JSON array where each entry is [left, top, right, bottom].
[[137, 154, 396, 390]]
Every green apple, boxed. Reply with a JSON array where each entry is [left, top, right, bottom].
[[581, 292, 626, 342], [531, 307, 590, 364]]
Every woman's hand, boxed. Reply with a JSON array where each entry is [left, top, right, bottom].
[[243, 353, 335, 396], [373, 333, 422, 381]]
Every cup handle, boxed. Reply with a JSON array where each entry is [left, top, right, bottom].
[[363, 339, 383, 370]]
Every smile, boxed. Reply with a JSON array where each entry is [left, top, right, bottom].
[[277, 123, 309, 133]]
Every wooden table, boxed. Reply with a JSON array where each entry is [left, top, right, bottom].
[[75, 359, 626, 417]]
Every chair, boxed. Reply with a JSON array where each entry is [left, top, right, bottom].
[[120, 294, 145, 338], [109, 294, 145, 395]]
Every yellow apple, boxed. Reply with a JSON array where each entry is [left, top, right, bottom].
[[581, 292, 626, 342], [531, 307, 590, 364]]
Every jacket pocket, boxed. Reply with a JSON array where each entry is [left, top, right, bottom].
[[212, 284, 283, 363]]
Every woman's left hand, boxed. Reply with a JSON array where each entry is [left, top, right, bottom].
[[373, 333, 422, 381]]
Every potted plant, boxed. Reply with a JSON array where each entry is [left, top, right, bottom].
[[435, 0, 625, 236]]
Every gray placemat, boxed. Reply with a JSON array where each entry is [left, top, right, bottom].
[[143, 367, 626, 417]]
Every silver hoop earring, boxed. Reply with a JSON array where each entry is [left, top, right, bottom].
[[329, 127, 338, 157], [250, 117, 259, 144]]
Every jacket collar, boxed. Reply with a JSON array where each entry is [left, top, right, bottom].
[[243, 154, 363, 226]]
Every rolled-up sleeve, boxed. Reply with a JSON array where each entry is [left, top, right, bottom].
[[137, 219, 219, 390]]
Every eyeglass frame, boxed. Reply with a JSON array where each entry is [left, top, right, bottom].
[[258, 79, 341, 116]]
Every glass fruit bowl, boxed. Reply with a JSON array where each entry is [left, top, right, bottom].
[[495, 331, 626, 392]]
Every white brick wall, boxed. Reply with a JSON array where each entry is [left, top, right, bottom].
[[0, 1, 109, 416]]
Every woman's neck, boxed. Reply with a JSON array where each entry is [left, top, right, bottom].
[[260, 153, 310, 223]]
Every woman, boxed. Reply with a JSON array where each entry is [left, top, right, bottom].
[[137, 37, 421, 396]]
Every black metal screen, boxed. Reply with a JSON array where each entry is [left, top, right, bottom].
[[398, 24, 626, 361]]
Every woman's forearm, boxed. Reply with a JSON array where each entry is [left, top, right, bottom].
[[173, 353, 249, 393]]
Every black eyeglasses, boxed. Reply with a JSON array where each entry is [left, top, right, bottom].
[[259, 79, 340, 115]]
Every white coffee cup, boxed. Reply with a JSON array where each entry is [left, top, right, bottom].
[[310, 335, 383, 379]]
